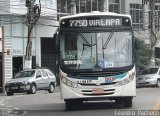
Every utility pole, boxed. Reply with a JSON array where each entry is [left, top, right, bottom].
[[25, 0, 41, 69], [0, 26, 4, 93], [142, 0, 160, 49]]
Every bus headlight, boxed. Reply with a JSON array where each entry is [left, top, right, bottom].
[[61, 76, 78, 88], [66, 80, 72, 86], [61, 76, 67, 83], [72, 82, 78, 88], [129, 72, 135, 81], [117, 72, 135, 86]]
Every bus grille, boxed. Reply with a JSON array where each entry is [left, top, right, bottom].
[[79, 82, 117, 86], [81, 89, 115, 96], [68, 71, 125, 78]]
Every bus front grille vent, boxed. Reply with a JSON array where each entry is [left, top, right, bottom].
[[81, 89, 115, 96], [79, 82, 117, 86]]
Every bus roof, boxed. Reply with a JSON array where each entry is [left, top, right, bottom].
[[59, 11, 131, 21]]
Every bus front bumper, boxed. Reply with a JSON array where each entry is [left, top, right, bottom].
[[60, 78, 136, 100]]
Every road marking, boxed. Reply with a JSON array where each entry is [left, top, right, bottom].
[[152, 97, 160, 110]]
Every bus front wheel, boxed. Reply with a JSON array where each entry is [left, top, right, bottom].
[[65, 99, 83, 111], [115, 97, 133, 108]]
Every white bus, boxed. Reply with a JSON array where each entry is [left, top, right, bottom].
[[57, 11, 136, 110]]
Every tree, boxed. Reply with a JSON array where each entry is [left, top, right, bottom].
[[135, 39, 153, 73]]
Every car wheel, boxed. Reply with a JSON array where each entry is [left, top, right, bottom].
[[6, 92, 14, 96], [29, 84, 37, 94], [48, 83, 55, 93], [156, 79, 160, 87]]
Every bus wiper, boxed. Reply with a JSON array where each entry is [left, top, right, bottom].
[[76, 30, 91, 46], [78, 35, 96, 69], [82, 43, 96, 49], [103, 30, 115, 49], [82, 35, 96, 55], [77, 30, 96, 56]]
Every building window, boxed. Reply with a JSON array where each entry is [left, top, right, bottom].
[[57, 0, 102, 14], [150, 5, 160, 30], [130, 4, 143, 29], [76, 0, 101, 13], [58, 0, 120, 14], [109, 0, 120, 13], [57, 0, 71, 14]]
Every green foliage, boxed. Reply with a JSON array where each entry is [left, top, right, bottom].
[[135, 40, 153, 71]]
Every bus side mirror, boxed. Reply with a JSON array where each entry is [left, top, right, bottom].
[[53, 31, 60, 54], [134, 38, 140, 50]]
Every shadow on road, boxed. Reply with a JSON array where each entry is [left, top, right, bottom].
[[24, 102, 124, 116], [81, 101, 124, 110], [21, 101, 125, 111]]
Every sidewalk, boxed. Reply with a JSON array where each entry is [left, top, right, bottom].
[[0, 92, 6, 96], [0, 93, 7, 102]]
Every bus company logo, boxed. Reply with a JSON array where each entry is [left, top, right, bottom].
[[105, 77, 115, 83]]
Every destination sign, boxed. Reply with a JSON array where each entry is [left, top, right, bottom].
[[60, 16, 131, 28], [69, 19, 121, 27]]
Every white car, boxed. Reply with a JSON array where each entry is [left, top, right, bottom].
[[5, 68, 57, 96], [136, 67, 160, 87]]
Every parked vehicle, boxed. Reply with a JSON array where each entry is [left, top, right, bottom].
[[136, 67, 160, 87], [5, 68, 57, 96]]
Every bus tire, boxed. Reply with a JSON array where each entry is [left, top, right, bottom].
[[123, 97, 133, 108], [115, 97, 132, 108], [65, 99, 83, 111]]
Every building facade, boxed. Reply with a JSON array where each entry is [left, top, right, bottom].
[[0, 0, 58, 84]]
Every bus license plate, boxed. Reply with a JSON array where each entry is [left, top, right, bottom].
[[92, 88, 104, 94]]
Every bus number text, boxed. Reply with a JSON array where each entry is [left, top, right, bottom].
[[77, 80, 92, 84]]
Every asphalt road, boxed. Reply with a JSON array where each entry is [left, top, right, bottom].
[[0, 87, 160, 116]]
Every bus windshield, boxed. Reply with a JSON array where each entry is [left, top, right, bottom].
[[60, 30, 133, 70]]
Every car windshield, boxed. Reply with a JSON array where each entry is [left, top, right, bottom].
[[15, 70, 35, 78], [141, 68, 159, 75], [60, 30, 133, 70]]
